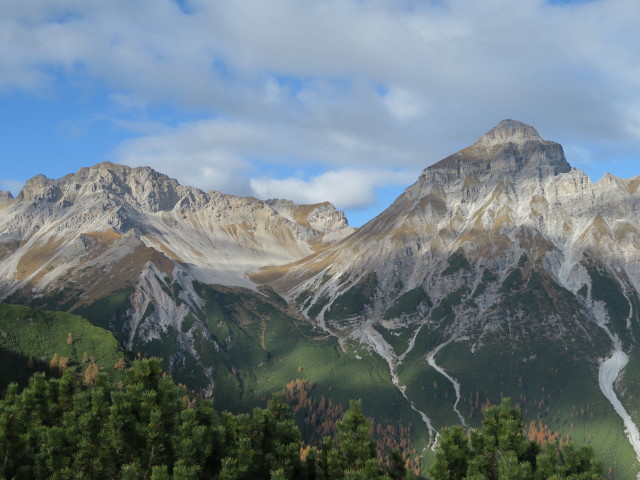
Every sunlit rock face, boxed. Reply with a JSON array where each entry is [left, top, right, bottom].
[[271, 120, 640, 354]]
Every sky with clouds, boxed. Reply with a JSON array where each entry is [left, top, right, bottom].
[[1, 0, 639, 226]]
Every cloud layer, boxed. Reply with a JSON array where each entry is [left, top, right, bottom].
[[2, 0, 640, 221]]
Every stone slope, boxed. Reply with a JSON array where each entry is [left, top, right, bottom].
[[0, 161, 352, 298], [271, 120, 640, 340]]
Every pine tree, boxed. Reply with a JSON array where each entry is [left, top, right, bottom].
[[386, 449, 409, 480], [0, 358, 417, 480], [57, 356, 70, 372], [430, 398, 602, 480], [430, 425, 471, 480], [83, 363, 99, 386], [326, 399, 390, 479]]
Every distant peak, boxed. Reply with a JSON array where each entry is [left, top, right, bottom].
[[476, 119, 541, 147]]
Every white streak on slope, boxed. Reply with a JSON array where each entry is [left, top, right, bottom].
[[427, 340, 467, 427], [595, 297, 640, 478], [360, 324, 438, 445], [598, 350, 640, 479]]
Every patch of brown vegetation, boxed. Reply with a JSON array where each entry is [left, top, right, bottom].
[[461, 230, 511, 259], [612, 221, 639, 243], [250, 248, 339, 290], [390, 224, 420, 243], [16, 237, 65, 281], [153, 241, 182, 261], [515, 226, 554, 260], [308, 240, 334, 254], [493, 207, 514, 231], [249, 264, 291, 285], [577, 214, 612, 245], [75, 244, 175, 306], [0, 239, 20, 262], [527, 420, 560, 446], [83, 230, 123, 242]]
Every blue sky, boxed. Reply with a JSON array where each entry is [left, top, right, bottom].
[[2, 0, 639, 227]]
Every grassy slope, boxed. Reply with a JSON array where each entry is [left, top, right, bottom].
[[0, 302, 122, 389], [441, 340, 637, 479], [192, 283, 430, 455]]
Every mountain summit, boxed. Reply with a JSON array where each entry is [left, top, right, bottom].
[[425, 119, 571, 183], [268, 120, 640, 470], [477, 119, 542, 146]]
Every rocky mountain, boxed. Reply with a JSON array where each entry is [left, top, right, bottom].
[[262, 120, 640, 476], [0, 162, 353, 396], [2, 121, 640, 477]]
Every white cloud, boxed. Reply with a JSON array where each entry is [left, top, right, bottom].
[[2, 0, 640, 212], [113, 121, 255, 195], [383, 87, 427, 122], [251, 169, 416, 209], [112, 116, 421, 207]]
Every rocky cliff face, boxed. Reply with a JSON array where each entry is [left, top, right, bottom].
[[0, 161, 352, 296], [421, 119, 571, 185]]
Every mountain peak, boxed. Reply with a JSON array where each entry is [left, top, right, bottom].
[[476, 119, 541, 147], [424, 120, 570, 182]]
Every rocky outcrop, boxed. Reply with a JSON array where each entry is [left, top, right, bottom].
[[265, 199, 355, 242]]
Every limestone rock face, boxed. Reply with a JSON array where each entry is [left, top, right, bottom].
[[266, 199, 355, 242], [271, 120, 640, 356], [0, 162, 353, 297], [418, 119, 571, 188]]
